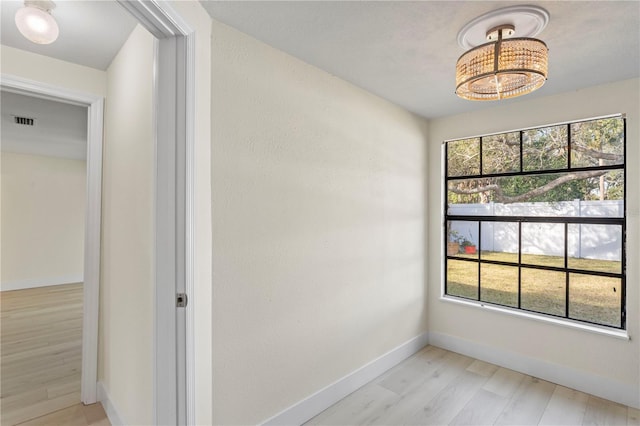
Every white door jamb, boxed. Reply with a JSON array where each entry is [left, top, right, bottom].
[[115, 1, 195, 424]]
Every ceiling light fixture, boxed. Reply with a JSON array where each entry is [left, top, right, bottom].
[[455, 6, 550, 101], [15, 0, 59, 45]]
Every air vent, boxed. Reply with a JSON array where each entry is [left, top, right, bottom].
[[14, 116, 35, 126]]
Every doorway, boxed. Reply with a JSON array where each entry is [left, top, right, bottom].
[[0, 91, 90, 425], [0, 1, 195, 423], [0, 76, 104, 425]]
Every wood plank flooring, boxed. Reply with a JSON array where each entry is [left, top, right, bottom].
[[4, 284, 637, 426], [1, 284, 84, 425], [307, 345, 640, 426], [11, 402, 110, 426]]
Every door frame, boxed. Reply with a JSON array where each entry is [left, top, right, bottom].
[[2, 0, 196, 423], [0, 74, 104, 406], [116, 1, 195, 424]]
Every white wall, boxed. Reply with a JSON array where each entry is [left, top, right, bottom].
[[0, 45, 107, 97], [1, 152, 86, 290], [211, 20, 428, 424], [99, 24, 154, 425], [428, 78, 640, 408]]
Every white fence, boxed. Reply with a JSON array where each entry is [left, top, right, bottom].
[[449, 200, 623, 261]]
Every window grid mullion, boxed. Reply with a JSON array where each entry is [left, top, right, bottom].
[[477, 221, 482, 302], [445, 163, 623, 182], [567, 123, 572, 169], [444, 116, 626, 330], [519, 130, 524, 173], [564, 222, 570, 319], [477, 135, 483, 303], [479, 137, 484, 176], [517, 222, 522, 309], [621, 117, 627, 329], [444, 145, 449, 297], [446, 215, 623, 226]]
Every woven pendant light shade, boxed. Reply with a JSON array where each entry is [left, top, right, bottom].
[[454, 6, 551, 101], [456, 31, 548, 101]]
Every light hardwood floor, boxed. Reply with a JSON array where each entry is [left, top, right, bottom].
[[1, 284, 85, 425], [11, 402, 110, 426], [307, 345, 640, 425]]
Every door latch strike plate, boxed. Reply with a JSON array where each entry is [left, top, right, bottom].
[[176, 293, 188, 308]]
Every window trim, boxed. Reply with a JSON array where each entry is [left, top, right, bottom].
[[443, 114, 626, 330], [439, 295, 630, 340]]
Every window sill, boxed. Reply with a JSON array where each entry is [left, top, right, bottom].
[[440, 295, 630, 340]]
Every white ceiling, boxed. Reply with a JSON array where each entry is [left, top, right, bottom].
[[1, 91, 87, 160], [0, 0, 137, 70], [0, 1, 637, 122], [200, 1, 640, 119]]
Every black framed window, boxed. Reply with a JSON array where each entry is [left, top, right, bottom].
[[444, 115, 626, 329]]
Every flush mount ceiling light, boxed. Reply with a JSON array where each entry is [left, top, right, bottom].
[[455, 5, 550, 101], [15, 0, 59, 45]]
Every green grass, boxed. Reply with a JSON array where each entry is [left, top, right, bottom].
[[447, 251, 622, 327]]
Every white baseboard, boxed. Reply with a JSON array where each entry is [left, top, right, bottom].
[[428, 331, 640, 409], [97, 381, 126, 426], [1, 275, 83, 292], [261, 332, 429, 425]]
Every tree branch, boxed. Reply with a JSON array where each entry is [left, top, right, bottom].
[[448, 182, 504, 198], [448, 170, 607, 203], [499, 139, 621, 162], [571, 143, 623, 162]]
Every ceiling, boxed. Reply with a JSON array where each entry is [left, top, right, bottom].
[[201, 1, 640, 119], [0, 1, 638, 120], [1, 91, 87, 160], [0, 0, 136, 70]]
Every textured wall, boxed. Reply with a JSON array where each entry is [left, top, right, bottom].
[[211, 20, 429, 424]]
